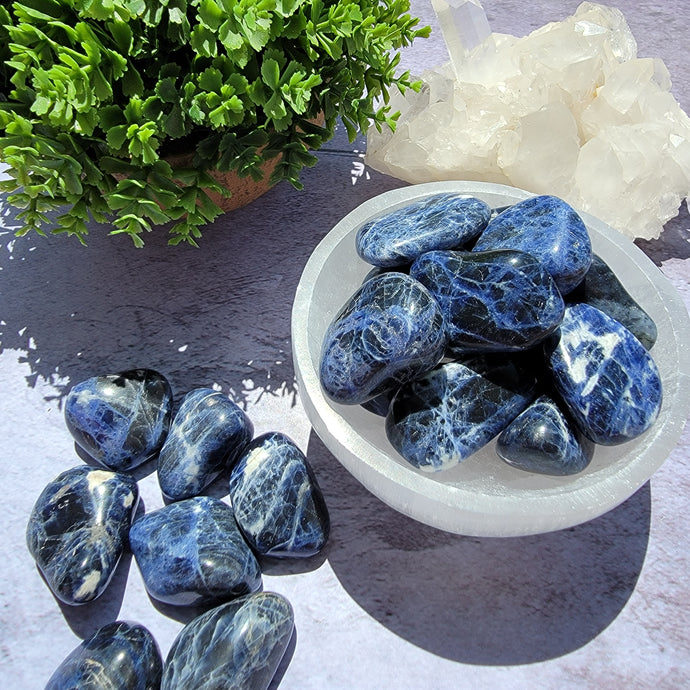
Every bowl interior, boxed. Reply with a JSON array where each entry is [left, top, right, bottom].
[[292, 182, 690, 536]]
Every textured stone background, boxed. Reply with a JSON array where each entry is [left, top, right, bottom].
[[1, 2, 688, 688]]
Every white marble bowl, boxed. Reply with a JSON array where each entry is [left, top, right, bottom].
[[291, 182, 690, 537]]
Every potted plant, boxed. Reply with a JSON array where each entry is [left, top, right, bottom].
[[0, 0, 429, 246]]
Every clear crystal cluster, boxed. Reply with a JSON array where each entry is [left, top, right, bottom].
[[366, 2, 690, 240]]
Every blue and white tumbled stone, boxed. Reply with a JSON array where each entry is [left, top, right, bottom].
[[567, 253, 657, 350], [473, 195, 592, 294], [386, 358, 537, 471], [496, 395, 592, 475], [157, 389, 253, 500], [26, 466, 138, 605], [129, 496, 261, 606], [320, 272, 446, 404], [65, 369, 173, 471], [410, 249, 564, 354], [162, 592, 294, 690], [356, 193, 491, 267], [229, 432, 329, 558], [545, 303, 663, 445], [45, 621, 162, 690]]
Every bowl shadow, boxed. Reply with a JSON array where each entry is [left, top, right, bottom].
[[306, 431, 651, 666]]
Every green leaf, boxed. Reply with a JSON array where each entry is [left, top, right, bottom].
[[163, 103, 186, 137], [199, 0, 225, 30], [121, 67, 145, 97], [261, 58, 280, 89], [155, 77, 178, 104], [198, 67, 223, 93], [190, 25, 217, 58], [106, 124, 128, 150], [107, 20, 133, 53]]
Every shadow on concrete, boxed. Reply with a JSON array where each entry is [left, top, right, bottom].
[[307, 431, 651, 666]]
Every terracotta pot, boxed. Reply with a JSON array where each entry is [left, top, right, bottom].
[[163, 151, 278, 212], [164, 115, 324, 212]]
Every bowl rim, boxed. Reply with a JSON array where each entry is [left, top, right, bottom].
[[291, 181, 690, 537]]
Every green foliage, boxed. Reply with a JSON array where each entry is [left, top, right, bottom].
[[0, 0, 429, 246]]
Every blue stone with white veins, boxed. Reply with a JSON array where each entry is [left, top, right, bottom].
[[64, 369, 173, 471], [356, 193, 491, 267], [157, 388, 253, 500], [386, 358, 537, 472], [545, 303, 662, 445], [129, 496, 261, 606], [320, 272, 446, 405], [162, 592, 294, 690], [497, 395, 592, 476], [229, 432, 330, 558], [410, 249, 564, 355], [45, 621, 162, 690], [26, 465, 138, 605], [567, 253, 657, 350], [473, 195, 592, 294]]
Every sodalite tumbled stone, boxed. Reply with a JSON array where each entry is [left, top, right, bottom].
[[320, 272, 446, 405], [473, 195, 592, 294], [356, 193, 491, 267], [45, 621, 162, 690], [497, 395, 592, 475], [129, 496, 261, 606], [567, 253, 658, 350], [545, 303, 663, 445], [410, 249, 564, 354], [65, 369, 173, 471], [162, 592, 294, 690], [229, 432, 329, 558], [26, 466, 138, 605], [386, 358, 537, 471], [157, 388, 253, 500]]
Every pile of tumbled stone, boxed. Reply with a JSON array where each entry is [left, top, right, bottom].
[[319, 192, 662, 475], [27, 373, 330, 689]]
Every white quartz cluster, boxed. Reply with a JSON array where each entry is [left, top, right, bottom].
[[366, 2, 690, 240]]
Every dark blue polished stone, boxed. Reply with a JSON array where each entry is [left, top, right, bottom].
[[356, 193, 491, 267], [361, 388, 398, 416], [410, 249, 564, 355], [473, 195, 592, 294], [545, 303, 663, 445], [320, 272, 446, 405], [567, 253, 657, 350], [162, 592, 294, 690], [129, 496, 261, 606], [229, 432, 329, 558], [65, 369, 173, 471], [386, 358, 537, 471], [45, 621, 162, 690], [157, 388, 253, 500], [496, 395, 592, 475], [26, 466, 138, 605]]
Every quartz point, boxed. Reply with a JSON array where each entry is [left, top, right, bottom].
[[26, 466, 138, 605], [45, 621, 162, 690], [386, 357, 537, 471], [320, 272, 446, 404], [229, 432, 330, 558], [157, 388, 253, 500], [162, 592, 294, 690], [129, 496, 261, 606], [410, 248, 564, 354], [366, 2, 690, 241], [544, 303, 662, 445], [64, 369, 173, 471]]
